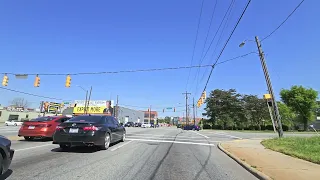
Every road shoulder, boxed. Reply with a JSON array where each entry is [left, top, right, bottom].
[[218, 139, 320, 180]]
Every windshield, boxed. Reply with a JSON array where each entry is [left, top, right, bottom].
[[30, 117, 55, 122], [66, 116, 103, 123]]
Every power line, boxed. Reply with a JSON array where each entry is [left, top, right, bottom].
[[1, 64, 213, 76], [202, 0, 252, 92], [0, 87, 71, 101], [185, 0, 205, 90], [194, 0, 236, 95], [261, 0, 305, 42]]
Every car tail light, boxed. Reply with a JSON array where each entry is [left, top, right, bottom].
[[83, 126, 98, 131], [56, 126, 63, 130], [39, 124, 52, 128]]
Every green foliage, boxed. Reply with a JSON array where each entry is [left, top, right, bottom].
[[277, 102, 296, 128], [203, 85, 318, 131], [280, 85, 318, 130], [205, 89, 270, 130]]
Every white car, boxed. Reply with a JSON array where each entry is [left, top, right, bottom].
[[4, 120, 23, 126], [141, 123, 151, 128]]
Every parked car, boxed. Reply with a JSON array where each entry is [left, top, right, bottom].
[[183, 125, 200, 131], [177, 124, 182, 128], [53, 115, 126, 150], [124, 122, 134, 127], [0, 135, 14, 176], [141, 123, 151, 128], [134, 122, 142, 127], [4, 120, 23, 126], [18, 116, 71, 140]]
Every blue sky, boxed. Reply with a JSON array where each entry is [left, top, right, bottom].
[[0, 0, 318, 118]]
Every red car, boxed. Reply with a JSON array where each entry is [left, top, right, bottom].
[[18, 116, 71, 140]]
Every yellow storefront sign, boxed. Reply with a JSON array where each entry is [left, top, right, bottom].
[[73, 106, 105, 114]]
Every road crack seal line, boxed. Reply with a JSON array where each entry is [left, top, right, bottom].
[[148, 131, 183, 180]]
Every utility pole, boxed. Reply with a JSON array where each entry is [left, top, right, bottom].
[[182, 91, 191, 125], [149, 105, 151, 124], [115, 95, 119, 119], [193, 97, 196, 125], [255, 36, 283, 138], [87, 86, 92, 114], [84, 90, 88, 114]]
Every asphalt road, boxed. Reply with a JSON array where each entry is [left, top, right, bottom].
[[0, 126, 260, 180]]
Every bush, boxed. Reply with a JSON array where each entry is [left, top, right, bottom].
[[203, 124, 212, 129], [282, 125, 289, 131], [266, 125, 274, 131]]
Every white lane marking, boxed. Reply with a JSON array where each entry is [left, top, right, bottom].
[[110, 140, 133, 151], [126, 138, 215, 146], [15, 144, 54, 152], [128, 135, 206, 139], [211, 132, 242, 139], [127, 136, 219, 142], [192, 131, 209, 139], [127, 134, 203, 139]]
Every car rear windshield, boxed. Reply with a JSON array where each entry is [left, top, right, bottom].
[[66, 116, 103, 123], [30, 117, 56, 122]]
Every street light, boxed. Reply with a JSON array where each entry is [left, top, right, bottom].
[[238, 36, 284, 138], [76, 85, 89, 114], [239, 39, 255, 48]]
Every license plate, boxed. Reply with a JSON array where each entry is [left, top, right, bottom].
[[28, 126, 35, 129], [69, 128, 79, 133]]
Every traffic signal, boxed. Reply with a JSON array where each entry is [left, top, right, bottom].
[[2, 74, 8, 86], [201, 91, 206, 100], [65, 75, 71, 87], [163, 109, 164, 113], [147, 108, 150, 112], [174, 107, 176, 112], [34, 75, 40, 87]]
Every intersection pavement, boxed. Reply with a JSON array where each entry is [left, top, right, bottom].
[[1, 126, 259, 180]]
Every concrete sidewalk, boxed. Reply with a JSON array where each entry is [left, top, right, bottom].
[[219, 139, 320, 180]]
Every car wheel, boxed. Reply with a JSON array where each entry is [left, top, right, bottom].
[[0, 154, 3, 175], [24, 136, 34, 141], [121, 132, 126, 142], [5, 123, 8, 126], [14, 123, 17, 126], [59, 144, 71, 150], [100, 133, 110, 150]]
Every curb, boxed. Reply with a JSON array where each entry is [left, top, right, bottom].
[[217, 142, 271, 180]]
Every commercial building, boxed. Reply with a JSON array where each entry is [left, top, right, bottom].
[[142, 111, 158, 124], [0, 106, 57, 123]]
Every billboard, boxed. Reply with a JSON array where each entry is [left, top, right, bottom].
[[73, 100, 114, 115]]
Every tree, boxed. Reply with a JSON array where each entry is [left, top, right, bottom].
[[164, 116, 171, 124], [280, 85, 318, 131], [277, 102, 296, 129], [242, 95, 269, 130], [205, 89, 242, 129], [10, 98, 29, 108]]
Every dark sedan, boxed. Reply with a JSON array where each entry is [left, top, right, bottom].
[[0, 135, 14, 176], [53, 115, 126, 150], [183, 125, 200, 131]]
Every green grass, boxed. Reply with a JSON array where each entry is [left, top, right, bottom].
[[261, 136, 320, 164], [203, 129, 317, 133]]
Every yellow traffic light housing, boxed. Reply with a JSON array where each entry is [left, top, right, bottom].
[[34, 75, 40, 87], [65, 75, 71, 88], [2, 74, 8, 86]]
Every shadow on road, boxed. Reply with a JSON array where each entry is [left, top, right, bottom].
[[50, 141, 121, 153], [18, 138, 52, 142], [0, 169, 13, 180]]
